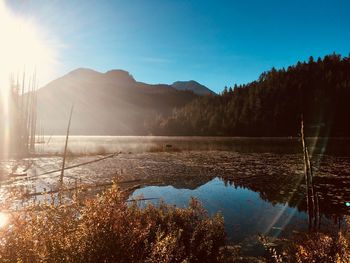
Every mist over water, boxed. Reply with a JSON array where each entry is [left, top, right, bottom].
[[34, 136, 350, 156]]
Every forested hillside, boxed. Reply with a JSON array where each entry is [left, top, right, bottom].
[[152, 54, 350, 137]]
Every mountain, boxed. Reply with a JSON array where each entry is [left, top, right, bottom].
[[152, 53, 350, 137], [171, 81, 215, 95], [36, 68, 197, 135]]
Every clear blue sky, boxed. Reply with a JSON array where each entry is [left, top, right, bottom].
[[7, 0, 350, 93]]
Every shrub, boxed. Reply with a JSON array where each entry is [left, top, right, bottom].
[[0, 186, 225, 263], [287, 231, 350, 263]]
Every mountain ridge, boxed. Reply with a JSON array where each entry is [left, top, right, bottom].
[[42, 68, 215, 95], [172, 80, 215, 95], [36, 68, 199, 135]]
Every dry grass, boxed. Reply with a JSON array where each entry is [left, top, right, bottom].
[[259, 218, 350, 263], [0, 185, 226, 263], [287, 228, 350, 263]]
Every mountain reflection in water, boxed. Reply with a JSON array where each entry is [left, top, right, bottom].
[[130, 166, 349, 249]]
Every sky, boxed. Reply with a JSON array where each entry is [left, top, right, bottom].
[[5, 0, 350, 93]]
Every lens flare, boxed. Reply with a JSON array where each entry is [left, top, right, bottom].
[[0, 0, 58, 157], [0, 0, 57, 86]]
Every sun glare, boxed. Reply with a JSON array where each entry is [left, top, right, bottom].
[[0, 0, 57, 87], [0, 0, 58, 156]]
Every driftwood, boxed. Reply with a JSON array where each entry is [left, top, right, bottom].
[[126, 198, 160, 202], [23, 179, 143, 197], [3, 152, 122, 187], [6, 184, 159, 213], [43, 152, 121, 176], [32, 152, 121, 178], [9, 173, 27, 177]]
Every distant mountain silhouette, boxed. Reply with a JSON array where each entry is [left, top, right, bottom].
[[172, 80, 215, 95], [36, 68, 197, 135]]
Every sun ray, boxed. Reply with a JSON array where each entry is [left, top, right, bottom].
[[0, 0, 58, 156]]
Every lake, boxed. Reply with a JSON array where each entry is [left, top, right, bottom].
[[1, 136, 350, 255], [130, 177, 311, 254]]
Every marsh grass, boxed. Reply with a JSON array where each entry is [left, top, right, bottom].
[[0, 185, 226, 263]]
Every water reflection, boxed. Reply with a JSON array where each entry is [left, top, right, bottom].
[[129, 177, 311, 256], [130, 175, 348, 246], [223, 171, 350, 218]]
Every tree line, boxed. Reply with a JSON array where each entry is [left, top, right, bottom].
[[151, 53, 350, 137]]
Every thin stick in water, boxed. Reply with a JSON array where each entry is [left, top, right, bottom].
[[60, 105, 74, 187]]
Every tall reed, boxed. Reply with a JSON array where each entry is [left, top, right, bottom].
[[4, 71, 38, 156]]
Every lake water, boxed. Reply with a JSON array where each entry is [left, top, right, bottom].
[[130, 177, 310, 242], [129, 175, 348, 255], [2, 136, 350, 255]]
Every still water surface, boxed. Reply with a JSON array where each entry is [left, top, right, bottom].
[[130, 177, 310, 243]]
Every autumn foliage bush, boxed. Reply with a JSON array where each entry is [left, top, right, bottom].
[[287, 230, 350, 263], [0, 185, 225, 263]]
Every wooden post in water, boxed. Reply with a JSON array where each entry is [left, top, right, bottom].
[[315, 192, 320, 229], [301, 115, 316, 230], [60, 105, 74, 187]]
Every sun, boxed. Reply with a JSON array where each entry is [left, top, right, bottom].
[[0, 0, 57, 87], [0, 0, 58, 157]]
